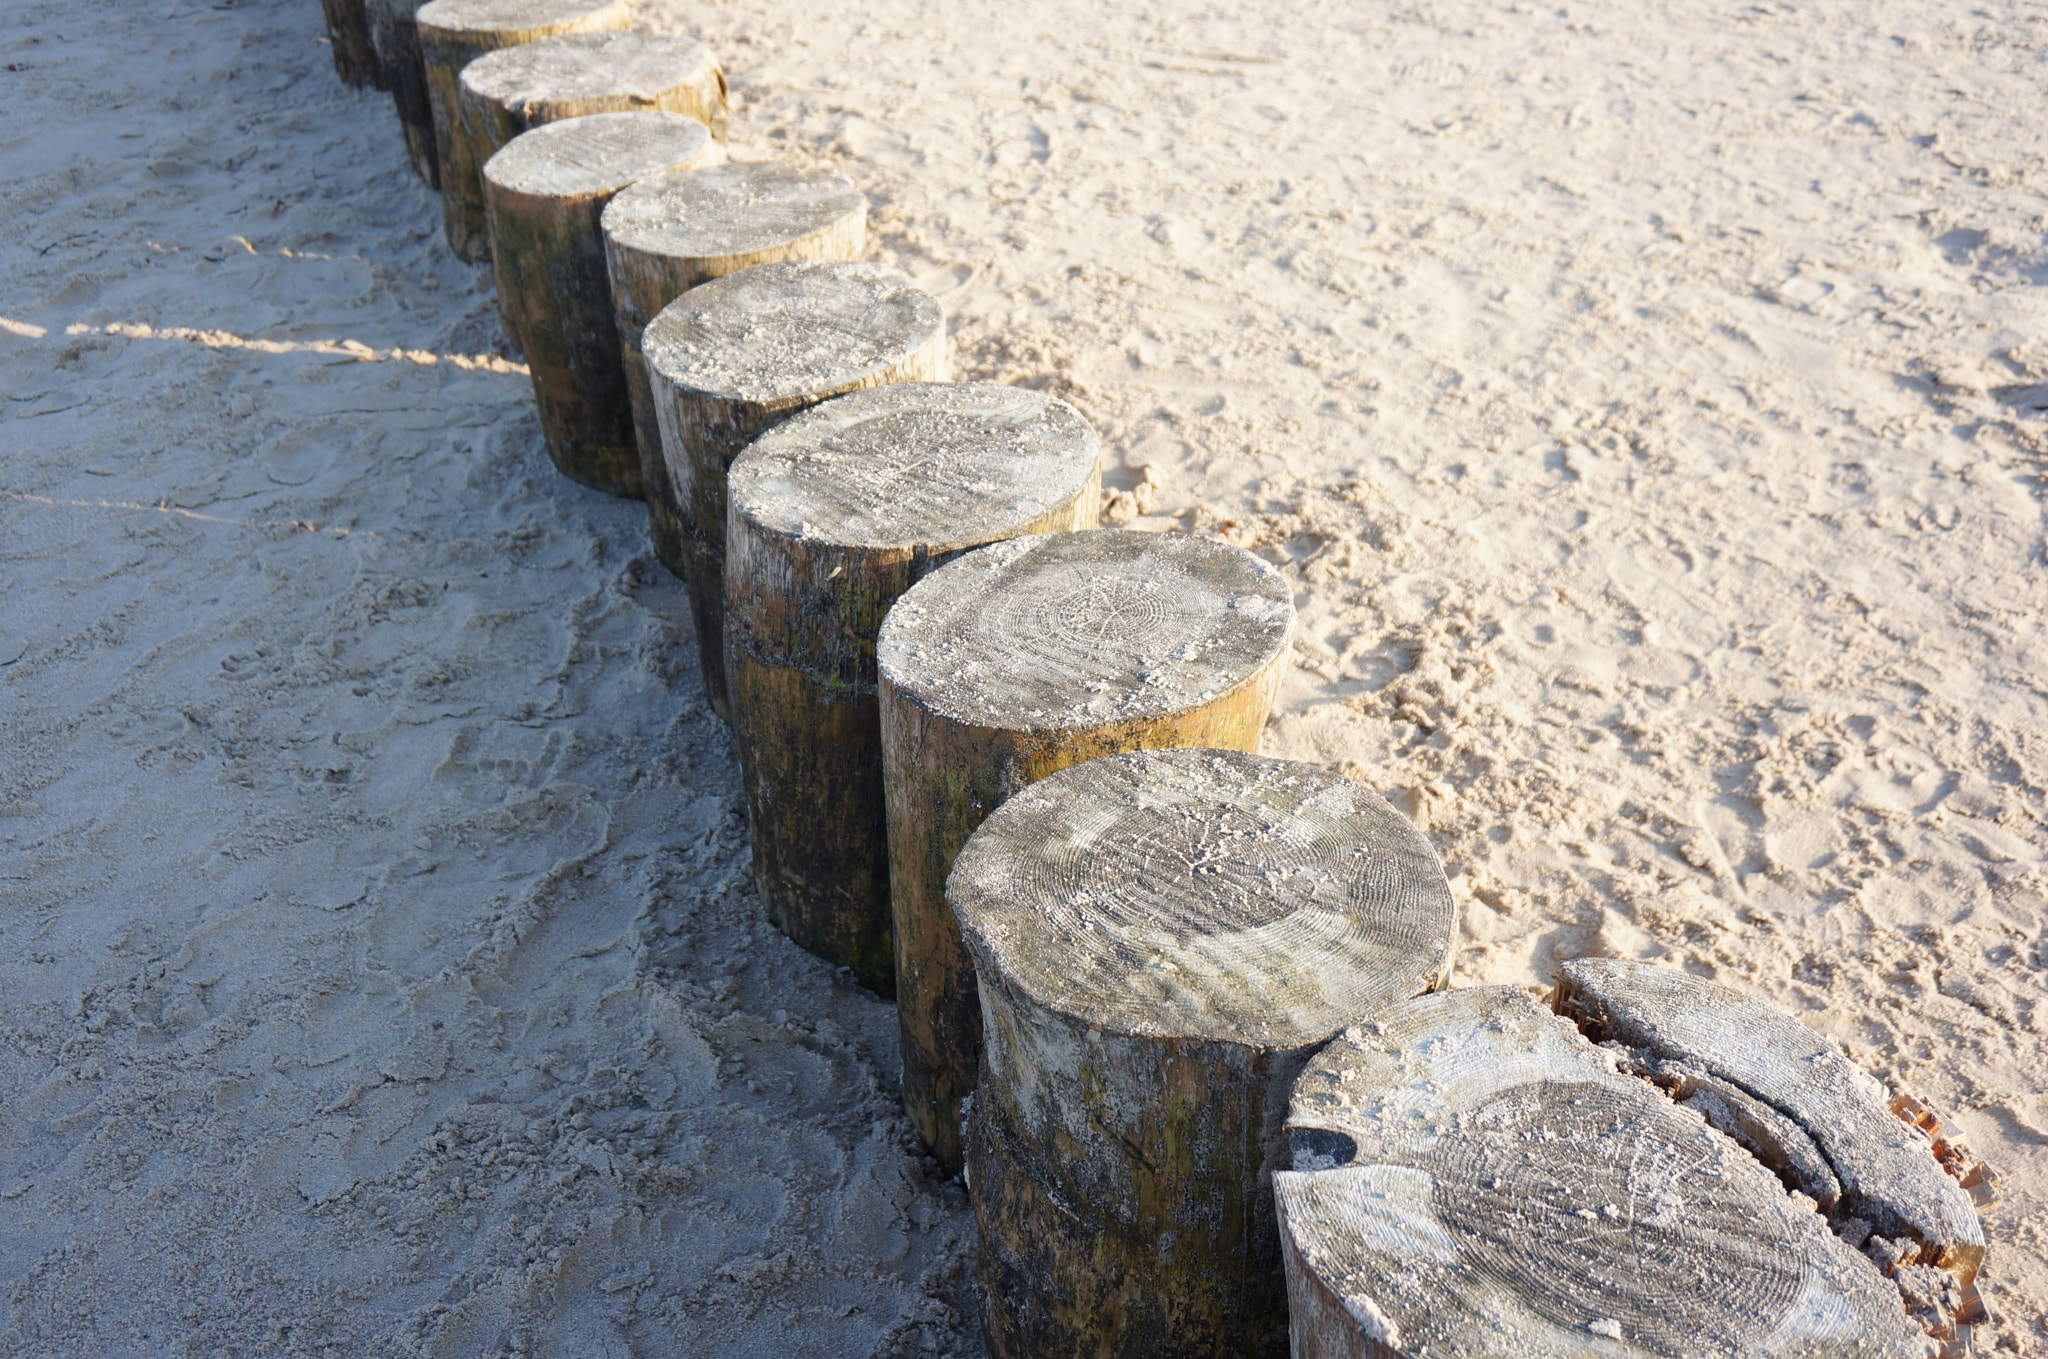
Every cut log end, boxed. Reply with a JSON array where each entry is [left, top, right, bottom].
[[950, 747, 1457, 1046], [643, 259, 946, 409], [878, 527, 1296, 733], [729, 382, 1100, 553], [459, 28, 729, 137], [1278, 980, 1987, 1358], [417, 0, 622, 35], [603, 161, 867, 286], [482, 109, 715, 202]]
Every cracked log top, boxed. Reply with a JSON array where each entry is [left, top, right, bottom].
[[366, 0, 440, 185], [602, 162, 868, 579], [483, 112, 721, 497], [877, 528, 1294, 1174], [1277, 981, 1989, 1358], [641, 260, 946, 721], [724, 383, 1100, 996], [950, 747, 1457, 1359], [416, 0, 629, 263], [1555, 957, 1988, 1286]]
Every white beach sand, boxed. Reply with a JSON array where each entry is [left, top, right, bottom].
[[1, 0, 2043, 1353]]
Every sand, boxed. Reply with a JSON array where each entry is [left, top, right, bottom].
[[0, 0, 2042, 1354]]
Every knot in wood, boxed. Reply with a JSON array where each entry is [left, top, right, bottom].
[[642, 260, 943, 407], [482, 110, 712, 200], [878, 529, 1293, 731], [602, 161, 865, 270]]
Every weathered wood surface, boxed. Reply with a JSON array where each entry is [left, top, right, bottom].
[[321, 0, 385, 89], [416, 0, 629, 263], [1277, 983, 1980, 1357], [366, 0, 440, 185], [724, 383, 1100, 995], [876, 527, 1295, 1173], [951, 748, 1457, 1359], [1556, 958, 1987, 1284], [458, 28, 728, 156], [483, 112, 720, 496], [602, 161, 867, 578], [641, 260, 946, 721]]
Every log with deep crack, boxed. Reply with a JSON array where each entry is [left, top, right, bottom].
[[1276, 970, 1995, 1358]]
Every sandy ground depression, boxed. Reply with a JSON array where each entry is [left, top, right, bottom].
[[2, 0, 2045, 1354]]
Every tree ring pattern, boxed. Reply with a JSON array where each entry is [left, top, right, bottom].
[[1427, 1079, 1805, 1355]]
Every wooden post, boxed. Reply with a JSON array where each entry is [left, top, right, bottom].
[[461, 29, 730, 349], [415, 0, 630, 264], [724, 383, 1101, 995], [877, 527, 1296, 1175], [950, 747, 1458, 1359], [320, 0, 385, 89], [603, 161, 868, 580], [641, 260, 946, 722], [366, 0, 440, 185], [482, 112, 721, 497], [1277, 981, 1992, 1357]]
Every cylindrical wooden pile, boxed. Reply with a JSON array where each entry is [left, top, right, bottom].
[[642, 259, 947, 722], [415, 0, 631, 262], [724, 382, 1102, 993], [951, 748, 1458, 1358], [878, 528, 1295, 1173], [483, 110, 721, 496], [317, 23, 2001, 1359], [603, 161, 868, 577]]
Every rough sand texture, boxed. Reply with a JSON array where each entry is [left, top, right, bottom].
[[1, 0, 2044, 1355]]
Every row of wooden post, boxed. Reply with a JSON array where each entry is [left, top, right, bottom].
[[316, 6, 1996, 1356]]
